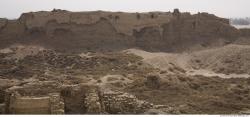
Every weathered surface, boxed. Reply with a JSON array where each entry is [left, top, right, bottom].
[[4, 92, 64, 114], [49, 93, 65, 114], [101, 90, 153, 114], [9, 95, 50, 114], [0, 10, 243, 53], [19, 10, 173, 35], [1, 10, 250, 115], [84, 88, 103, 114], [160, 12, 239, 52], [60, 85, 86, 114], [145, 73, 161, 89]]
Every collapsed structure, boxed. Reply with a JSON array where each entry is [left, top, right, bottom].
[[0, 83, 175, 114]]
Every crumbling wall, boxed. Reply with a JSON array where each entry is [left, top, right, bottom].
[[60, 85, 89, 114], [18, 10, 173, 35], [132, 10, 240, 52], [160, 12, 239, 52], [20, 17, 135, 52], [5, 92, 64, 114], [0, 20, 26, 49], [49, 93, 65, 114], [134, 26, 165, 51], [0, 10, 243, 52], [8, 94, 51, 114], [100, 90, 153, 114], [84, 88, 103, 114]]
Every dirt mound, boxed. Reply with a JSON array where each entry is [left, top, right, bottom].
[[127, 44, 250, 77], [190, 44, 250, 74], [125, 49, 190, 74]]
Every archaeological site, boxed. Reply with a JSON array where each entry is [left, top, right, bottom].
[[0, 9, 250, 114]]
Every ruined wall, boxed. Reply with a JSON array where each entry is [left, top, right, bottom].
[[0, 19, 26, 49], [9, 96, 51, 114], [100, 91, 153, 114], [0, 10, 244, 53], [37, 18, 135, 52], [163, 12, 239, 51], [133, 12, 240, 52], [60, 85, 154, 114], [84, 88, 103, 114], [60, 85, 91, 114], [19, 10, 173, 35], [134, 26, 165, 51], [49, 93, 65, 114], [2, 83, 173, 114], [4, 92, 64, 114]]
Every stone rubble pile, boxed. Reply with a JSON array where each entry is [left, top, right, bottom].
[[100, 90, 153, 114]]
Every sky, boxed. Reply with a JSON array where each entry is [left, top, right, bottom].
[[0, 0, 249, 19]]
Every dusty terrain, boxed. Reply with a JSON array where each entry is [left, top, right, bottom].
[[0, 9, 250, 114]]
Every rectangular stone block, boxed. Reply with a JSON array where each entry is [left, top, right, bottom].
[[10, 97, 50, 114]]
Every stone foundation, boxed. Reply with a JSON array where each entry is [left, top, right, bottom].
[[4, 92, 64, 114], [101, 90, 153, 114], [84, 88, 103, 114], [49, 93, 65, 114], [1, 84, 170, 114]]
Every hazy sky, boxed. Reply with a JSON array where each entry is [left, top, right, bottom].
[[0, 0, 249, 19]]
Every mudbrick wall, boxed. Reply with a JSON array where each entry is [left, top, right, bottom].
[[0, 9, 246, 53], [4, 92, 64, 114], [82, 85, 156, 114]]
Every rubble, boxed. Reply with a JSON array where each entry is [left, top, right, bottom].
[[101, 90, 153, 114], [84, 88, 103, 114], [49, 93, 65, 114]]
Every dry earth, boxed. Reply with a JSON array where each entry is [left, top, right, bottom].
[[0, 9, 250, 114]]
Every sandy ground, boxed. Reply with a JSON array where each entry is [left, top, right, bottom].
[[125, 45, 250, 79]]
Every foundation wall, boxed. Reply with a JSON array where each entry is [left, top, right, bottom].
[[9, 97, 50, 114], [5, 93, 64, 114]]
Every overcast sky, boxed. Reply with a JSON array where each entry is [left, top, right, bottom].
[[0, 0, 249, 19]]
